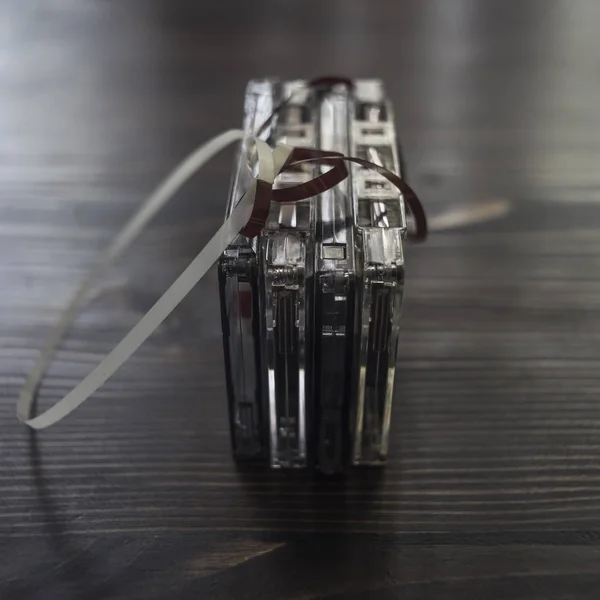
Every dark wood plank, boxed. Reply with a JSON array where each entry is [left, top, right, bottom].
[[3, 0, 600, 597]]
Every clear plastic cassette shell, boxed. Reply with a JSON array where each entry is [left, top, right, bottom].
[[218, 78, 407, 472]]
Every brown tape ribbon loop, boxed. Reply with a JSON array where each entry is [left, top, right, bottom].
[[241, 148, 427, 241], [274, 150, 428, 242]]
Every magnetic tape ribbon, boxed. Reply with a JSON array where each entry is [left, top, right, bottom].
[[17, 131, 426, 429]]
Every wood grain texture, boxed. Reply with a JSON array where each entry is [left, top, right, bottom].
[[3, 0, 600, 597]]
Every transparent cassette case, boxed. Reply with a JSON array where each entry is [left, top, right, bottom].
[[220, 80, 317, 467], [218, 80, 275, 460], [313, 87, 356, 474], [351, 81, 407, 465], [260, 81, 316, 468]]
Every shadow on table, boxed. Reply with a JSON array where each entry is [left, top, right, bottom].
[[25, 431, 123, 600], [234, 460, 387, 534]]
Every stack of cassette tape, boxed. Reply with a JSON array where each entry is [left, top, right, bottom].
[[219, 78, 411, 474]]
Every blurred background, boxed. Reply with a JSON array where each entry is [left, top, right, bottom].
[[3, 1, 600, 598]]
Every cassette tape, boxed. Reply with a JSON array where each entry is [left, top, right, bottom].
[[219, 78, 409, 473]]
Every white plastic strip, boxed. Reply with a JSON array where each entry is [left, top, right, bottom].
[[18, 131, 286, 429]]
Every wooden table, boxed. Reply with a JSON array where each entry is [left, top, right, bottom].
[[3, 1, 600, 598]]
